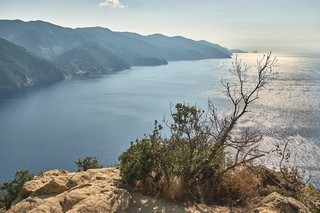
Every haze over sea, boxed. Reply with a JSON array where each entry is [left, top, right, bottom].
[[0, 53, 319, 186]]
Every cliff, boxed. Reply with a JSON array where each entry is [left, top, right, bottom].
[[6, 168, 315, 213]]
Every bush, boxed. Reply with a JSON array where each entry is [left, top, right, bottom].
[[75, 156, 103, 172], [119, 103, 249, 203], [119, 53, 279, 204], [119, 121, 164, 186], [0, 170, 34, 210]]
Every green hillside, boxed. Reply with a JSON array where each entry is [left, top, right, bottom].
[[0, 38, 65, 89], [54, 43, 130, 75]]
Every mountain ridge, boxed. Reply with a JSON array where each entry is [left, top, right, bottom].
[[0, 19, 231, 64], [0, 19, 232, 90]]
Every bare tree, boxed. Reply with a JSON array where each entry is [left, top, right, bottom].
[[189, 52, 277, 181]]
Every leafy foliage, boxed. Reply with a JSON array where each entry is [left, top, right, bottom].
[[75, 156, 103, 172], [0, 170, 34, 210], [119, 104, 230, 202], [119, 120, 165, 186]]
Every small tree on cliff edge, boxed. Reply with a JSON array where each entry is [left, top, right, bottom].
[[0, 170, 34, 210], [75, 156, 103, 172], [119, 53, 277, 203]]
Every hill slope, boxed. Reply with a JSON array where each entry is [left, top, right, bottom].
[[0, 38, 65, 89], [0, 20, 88, 59], [76, 27, 169, 66], [54, 43, 131, 75]]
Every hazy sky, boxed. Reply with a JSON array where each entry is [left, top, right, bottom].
[[0, 0, 319, 52]]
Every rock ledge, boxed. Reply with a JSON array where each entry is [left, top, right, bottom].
[[8, 168, 132, 212]]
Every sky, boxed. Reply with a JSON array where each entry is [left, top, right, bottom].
[[0, 0, 319, 52]]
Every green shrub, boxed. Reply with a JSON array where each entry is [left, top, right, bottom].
[[119, 103, 230, 202], [0, 170, 34, 210], [119, 53, 279, 204], [119, 121, 164, 186], [75, 156, 103, 171]]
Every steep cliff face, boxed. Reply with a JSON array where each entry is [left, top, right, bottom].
[[0, 38, 65, 90]]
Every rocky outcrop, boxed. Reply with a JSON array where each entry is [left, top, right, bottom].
[[253, 192, 309, 213], [8, 167, 315, 213], [8, 168, 132, 212]]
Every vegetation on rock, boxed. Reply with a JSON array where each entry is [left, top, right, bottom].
[[75, 156, 103, 172], [118, 53, 319, 211], [0, 170, 34, 210], [119, 53, 278, 203]]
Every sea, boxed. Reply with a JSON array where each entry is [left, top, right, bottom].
[[0, 53, 319, 187]]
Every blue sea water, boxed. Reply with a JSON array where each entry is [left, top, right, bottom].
[[0, 53, 319, 186]]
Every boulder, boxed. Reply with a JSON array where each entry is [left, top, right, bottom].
[[253, 192, 309, 213], [19, 170, 71, 197]]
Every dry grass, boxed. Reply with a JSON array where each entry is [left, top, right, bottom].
[[162, 177, 185, 202], [131, 167, 263, 206], [212, 167, 262, 205], [127, 165, 319, 212]]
